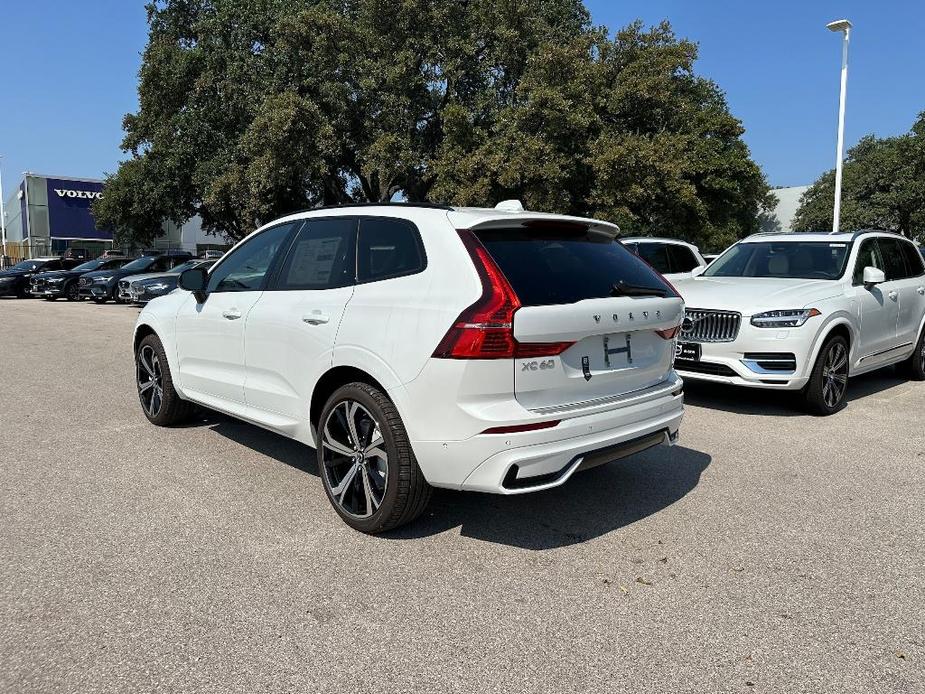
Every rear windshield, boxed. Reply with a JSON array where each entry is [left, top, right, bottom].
[[474, 226, 676, 306], [705, 241, 850, 280]]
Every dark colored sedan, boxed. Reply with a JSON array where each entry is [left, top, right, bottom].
[[31, 256, 132, 301], [0, 258, 82, 298], [78, 253, 193, 303], [119, 259, 215, 304]]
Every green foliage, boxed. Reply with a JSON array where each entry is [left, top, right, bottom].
[[95, 2, 769, 249], [793, 113, 925, 240]]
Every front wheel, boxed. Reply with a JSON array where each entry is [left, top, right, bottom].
[[65, 282, 79, 301], [803, 336, 849, 415], [136, 334, 195, 426], [317, 383, 431, 533]]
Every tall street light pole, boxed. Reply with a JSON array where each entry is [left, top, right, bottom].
[[0, 155, 7, 265], [827, 18, 852, 234]]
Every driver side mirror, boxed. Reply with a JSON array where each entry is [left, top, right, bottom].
[[690, 265, 706, 277], [862, 266, 886, 287], [179, 267, 208, 303]]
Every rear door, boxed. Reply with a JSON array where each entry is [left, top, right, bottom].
[[851, 238, 899, 364], [243, 217, 357, 419], [473, 227, 683, 411], [891, 238, 925, 347]]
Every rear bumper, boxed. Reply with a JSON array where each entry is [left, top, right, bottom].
[[410, 377, 684, 493]]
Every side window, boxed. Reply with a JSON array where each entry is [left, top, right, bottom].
[[634, 243, 671, 274], [357, 218, 426, 283], [275, 217, 357, 290], [899, 240, 925, 277], [879, 238, 909, 281], [151, 256, 172, 272], [208, 222, 296, 293], [853, 239, 883, 285], [667, 245, 700, 273]]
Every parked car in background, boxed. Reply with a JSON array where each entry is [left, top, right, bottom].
[[200, 250, 225, 259], [673, 231, 925, 414], [101, 249, 129, 258], [702, 253, 720, 264], [62, 247, 91, 261], [621, 238, 708, 281], [133, 202, 685, 533], [0, 257, 82, 298], [31, 256, 132, 301], [79, 252, 193, 303], [118, 259, 216, 304]]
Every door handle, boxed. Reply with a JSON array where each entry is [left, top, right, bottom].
[[222, 308, 242, 320], [302, 312, 330, 325], [888, 290, 898, 301]]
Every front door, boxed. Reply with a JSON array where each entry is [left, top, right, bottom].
[[175, 222, 297, 404], [852, 238, 900, 366], [244, 217, 358, 420]]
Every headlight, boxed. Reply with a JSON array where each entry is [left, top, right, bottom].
[[750, 308, 821, 328], [47, 277, 65, 284], [94, 276, 113, 283], [145, 282, 171, 293], [0, 277, 13, 284]]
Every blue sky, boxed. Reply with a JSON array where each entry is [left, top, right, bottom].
[[1, 1, 923, 194]]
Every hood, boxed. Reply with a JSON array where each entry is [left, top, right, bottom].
[[122, 271, 180, 284], [673, 276, 843, 316], [34, 270, 72, 280], [0, 268, 32, 277]]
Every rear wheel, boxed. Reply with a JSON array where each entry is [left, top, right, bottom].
[[803, 336, 849, 415], [317, 383, 431, 533], [901, 326, 925, 381], [136, 334, 195, 426]]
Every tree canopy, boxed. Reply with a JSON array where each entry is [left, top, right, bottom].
[[94, 0, 770, 251], [793, 113, 925, 240]]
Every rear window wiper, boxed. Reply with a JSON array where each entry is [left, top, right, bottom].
[[610, 281, 667, 298]]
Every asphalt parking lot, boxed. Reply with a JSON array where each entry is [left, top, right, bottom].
[[1, 298, 923, 693]]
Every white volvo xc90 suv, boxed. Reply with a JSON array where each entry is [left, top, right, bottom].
[[133, 203, 686, 532], [673, 231, 925, 414]]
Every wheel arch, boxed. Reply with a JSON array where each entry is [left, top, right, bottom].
[[310, 366, 390, 433], [807, 317, 855, 374]]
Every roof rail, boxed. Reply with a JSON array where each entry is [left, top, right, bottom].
[[287, 201, 454, 215], [850, 229, 906, 241]]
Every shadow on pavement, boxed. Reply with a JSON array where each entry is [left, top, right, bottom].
[[203, 411, 710, 550], [683, 366, 910, 416]]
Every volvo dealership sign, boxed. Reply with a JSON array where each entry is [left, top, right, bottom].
[[45, 178, 112, 239]]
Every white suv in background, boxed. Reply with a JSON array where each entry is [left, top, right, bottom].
[[621, 237, 708, 281], [673, 231, 925, 414], [133, 203, 686, 532]]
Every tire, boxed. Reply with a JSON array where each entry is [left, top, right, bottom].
[[135, 334, 195, 426], [901, 325, 925, 381], [803, 335, 850, 415], [93, 298, 107, 304], [65, 282, 79, 301], [44, 296, 56, 301], [317, 382, 431, 533]]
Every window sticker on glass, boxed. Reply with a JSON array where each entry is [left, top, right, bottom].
[[287, 237, 343, 285]]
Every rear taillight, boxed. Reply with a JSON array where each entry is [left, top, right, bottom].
[[656, 325, 681, 340], [432, 230, 574, 359]]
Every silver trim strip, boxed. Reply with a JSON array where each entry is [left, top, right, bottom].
[[529, 378, 680, 416]]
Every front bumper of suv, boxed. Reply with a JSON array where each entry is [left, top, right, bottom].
[[674, 319, 817, 390], [404, 367, 684, 493]]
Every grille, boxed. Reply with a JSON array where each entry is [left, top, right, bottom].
[[118, 280, 130, 290], [680, 309, 741, 343], [32, 278, 46, 290], [674, 359, 738, 377], [79, 277, 92, 287]]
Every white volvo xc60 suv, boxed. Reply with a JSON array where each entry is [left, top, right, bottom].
[[133, 202, 686, 532], [673, 231, 925, 414]]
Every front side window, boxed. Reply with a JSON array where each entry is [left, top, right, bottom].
[[275, 218, 357, 290], [853, 239, 883, 285], [705, 241, 850, 280], [208, 222, 296, 293], [120, 257, 158, 273], [357, 218, 425, 283]]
